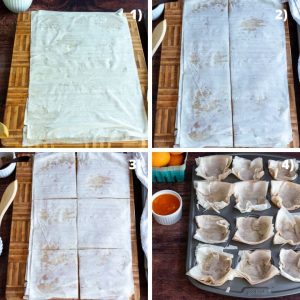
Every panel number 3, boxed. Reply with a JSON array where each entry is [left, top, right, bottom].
[[129, 160, 137, 170]]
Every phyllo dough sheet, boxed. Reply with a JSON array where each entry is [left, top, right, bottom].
[[176, 0, 233, 147], [176, 0, 292, 147], [25, 152, 134, 299], [23, 10, 147, 146], [229, 0, 292, 147]]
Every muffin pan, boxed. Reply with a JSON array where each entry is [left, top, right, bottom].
[[186, 153, 300, 298]]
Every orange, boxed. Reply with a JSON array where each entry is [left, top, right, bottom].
[[170, 152, 184, 156], [168, 154, 185, 166], [152, 152, 171, 167]]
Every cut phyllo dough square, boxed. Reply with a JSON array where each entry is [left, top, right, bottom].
[[31, 199, 77, 250], [77, 152, 130, 199], [77, 198, 130, 249], [26, 249, 78, 299], [79, 249, 134, 299], [32, 152, 77, 200]]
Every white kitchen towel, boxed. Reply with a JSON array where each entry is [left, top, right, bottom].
[[285, 0, 300, 81], [23, 10, 147, 145], [287, 0, 300, 24], [133, 152, 149, 259]]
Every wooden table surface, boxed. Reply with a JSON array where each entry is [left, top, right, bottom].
[[0, 171, 16, 299], [0, 152, 148, 299], [153, 152, 300, 300], [0, 0, 148, 136]]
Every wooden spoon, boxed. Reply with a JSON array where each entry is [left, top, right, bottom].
[[153, 0, 178, 7], [152, 19, 167, 56], [0, 122, 9, 138], [0, 180, 18, 255]]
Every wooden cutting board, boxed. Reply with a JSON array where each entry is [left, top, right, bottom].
[[154, 1, 299, 148], [2, 12, 148, 148], [5, 153, 140, 300]]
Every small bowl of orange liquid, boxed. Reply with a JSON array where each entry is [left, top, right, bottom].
[[152, 190, 182, 225]]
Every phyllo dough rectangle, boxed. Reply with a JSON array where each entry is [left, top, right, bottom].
[[23, 10, 147, 146], [77, 152, 130, 198], [26, 152, 134, 299], [176, 0, 292, 148], [79, 249, 134, 299], [176, 0, 233, 147], [32, 152, 77, 200], [229, 0, 292, 147]]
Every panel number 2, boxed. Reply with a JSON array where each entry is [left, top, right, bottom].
[[276, 9, 287, 22]]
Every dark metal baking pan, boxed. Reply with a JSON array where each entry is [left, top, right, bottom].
[[186, 153, 300, 298]]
